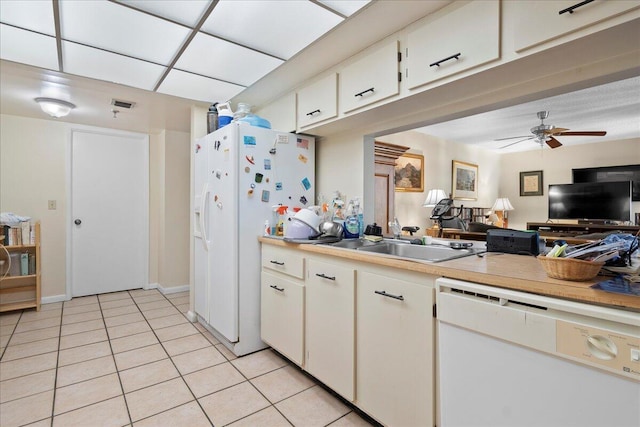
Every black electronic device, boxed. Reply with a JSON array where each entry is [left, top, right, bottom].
[[548, 181, 632, 222], [486, 229, 540, 256], [430, 198, 454, 220]]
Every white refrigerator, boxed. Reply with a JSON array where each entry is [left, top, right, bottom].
[[193, 122, 315, 356]]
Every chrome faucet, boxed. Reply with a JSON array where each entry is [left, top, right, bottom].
[[388, 217, 401, 239]]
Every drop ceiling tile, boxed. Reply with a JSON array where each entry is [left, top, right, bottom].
[[319, 0, 370, 17], [59, 0, 190, 65], [157, 69, 244, 103], [175, 32, 283, 87], [0, 0, 56, 36], [0, 25, 58, 71], [201, 0, 343, 59], [62, 41, 165, 91], [116, 0, 211, 27]]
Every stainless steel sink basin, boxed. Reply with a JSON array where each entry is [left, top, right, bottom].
[[329, 238, 382, 250], [357, 241, 481, 262]]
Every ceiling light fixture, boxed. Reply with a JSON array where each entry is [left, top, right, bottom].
[[35, 97, 76, 118]]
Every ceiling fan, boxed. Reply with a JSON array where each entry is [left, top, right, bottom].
[[496, 111, 607, 149]]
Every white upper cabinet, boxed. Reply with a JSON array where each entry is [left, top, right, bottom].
[[512, 0, 640, 52], [297, 73, 338, 129], [406, 0, 500, 90], [339, 39, 400, 114]]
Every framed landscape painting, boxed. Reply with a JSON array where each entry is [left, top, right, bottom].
[[451, 160, 478, 200], [395, 153, 424, 192]]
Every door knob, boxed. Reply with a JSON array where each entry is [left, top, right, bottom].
[[74, 219, 82, 225]]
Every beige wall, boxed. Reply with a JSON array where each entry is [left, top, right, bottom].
[[498, 138, 640, 230], [0, 115, 68, 298], [0, 114, 190, 300], [378, 130, 501, 233]]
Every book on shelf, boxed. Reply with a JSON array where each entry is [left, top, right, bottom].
[[20, 253, 29, 275], [21, 222, 30, 245]]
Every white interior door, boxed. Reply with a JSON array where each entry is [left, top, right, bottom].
[[70, 129, 148, 297]]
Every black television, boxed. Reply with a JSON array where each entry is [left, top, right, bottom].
[[548, 181, 632, 223]]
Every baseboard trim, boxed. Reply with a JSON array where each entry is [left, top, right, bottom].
[[41, 294, 68, 304], [157, 284, 189, 295], [145, 283, 159, 290]]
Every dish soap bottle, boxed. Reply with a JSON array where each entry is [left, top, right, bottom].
[[344, 199, 360, 239]]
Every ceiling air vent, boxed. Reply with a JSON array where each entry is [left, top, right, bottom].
[[111, 99, 135, 109]]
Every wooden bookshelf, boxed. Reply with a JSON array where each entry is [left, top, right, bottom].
[[0, 222, 41, 312]]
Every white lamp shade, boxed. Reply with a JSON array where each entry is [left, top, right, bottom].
[[35, 97, 75, 118], [492, 197, 514, 211], [423, 189, 448, 207]]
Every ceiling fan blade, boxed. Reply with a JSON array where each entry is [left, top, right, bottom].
[[545, 137, 562, 148], [499, 137, 534, 149], [555, 131, 607, 136], [494, 135, 531, 141]]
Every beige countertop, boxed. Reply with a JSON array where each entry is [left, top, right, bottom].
[[259, 237, 640, 311]]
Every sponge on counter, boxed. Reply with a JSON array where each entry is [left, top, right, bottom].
[[364, 234, 383, 242]]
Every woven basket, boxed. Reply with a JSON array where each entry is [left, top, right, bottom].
[[537, 255, 604, 281]]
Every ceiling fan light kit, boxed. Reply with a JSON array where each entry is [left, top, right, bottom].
[[498, 110, 606, 149], [34, 97, 76, 118]]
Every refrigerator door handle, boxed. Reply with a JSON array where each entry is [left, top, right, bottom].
[[200, 183, 210, 252]]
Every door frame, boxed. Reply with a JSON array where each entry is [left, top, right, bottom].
[[65, 125, 150, 300]]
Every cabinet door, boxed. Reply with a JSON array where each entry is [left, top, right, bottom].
[[297, 73, 337, 128], [513, 0, 640, 52], [261, 272, 304, 366], [356, 271, 434, 427], [340, 39, 399, 114], [305, 258, 355, 400], [407, 0, 499, 89]]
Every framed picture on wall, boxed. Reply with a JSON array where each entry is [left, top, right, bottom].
[[520, 170, 543, 196], [395, 153, 424, 192], [451, 160, 478, 200]]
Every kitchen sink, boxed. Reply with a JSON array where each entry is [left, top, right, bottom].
[[329, 238, 483, 262], [357, 241, 482, 262]]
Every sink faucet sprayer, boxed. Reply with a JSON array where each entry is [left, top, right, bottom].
[[388, 217, 401, 239]]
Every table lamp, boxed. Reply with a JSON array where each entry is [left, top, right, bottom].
[[491, 197, 514, 228], [423, 189, 448, 235]]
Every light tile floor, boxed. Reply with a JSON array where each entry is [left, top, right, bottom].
[[0, 289, 377, 427]]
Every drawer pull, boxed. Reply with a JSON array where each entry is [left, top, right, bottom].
[[375, 290, 404, 301], [354, 87, 375, 97], [270, 285, 284, 292], [430, 53, 461, 68], [306, 109, 321, 116], [315, 273, 336, 281], [269, 260, 285, 266], [559, 0, 594, 15]]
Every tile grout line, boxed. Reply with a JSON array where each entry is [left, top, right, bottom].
[[125, 289, 216, 426], [48, 300, 65, 426], [96, 294, 134, 427]]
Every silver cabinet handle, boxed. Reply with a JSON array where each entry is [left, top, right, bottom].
[[375, 290, 404, 301], [270, 285, 284, 292], [315, 273, 336, 281], [270, 260, 285, 266]]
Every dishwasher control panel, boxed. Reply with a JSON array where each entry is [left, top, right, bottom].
[[557, 320, 640, 380]]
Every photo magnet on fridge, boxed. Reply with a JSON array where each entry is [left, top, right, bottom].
[[261, 190, 270, 202], [277, 135, 289, 144], [298, 154, 308, 164], [275, 182, 283, 191], [264, 159, 271, 170], [243, 136, 256, 146], [296, 138, 309, 149], [301, 177, 311, 191]]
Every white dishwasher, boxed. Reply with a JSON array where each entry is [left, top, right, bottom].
[[436, 278, 640, 427]]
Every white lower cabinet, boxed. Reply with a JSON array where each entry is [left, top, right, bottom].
[[260, 271, 304, 366], [356, 271, 435, 427], [305, 258, 356, 401]]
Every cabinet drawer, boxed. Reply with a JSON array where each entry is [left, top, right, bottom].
[[262, 245, 305, 279], [513, 0, 640, 52], [297, 73, 338, 128], [406, 0, 499, 89], [261, 272, 304, 366], [339, 39, 400, 114]]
